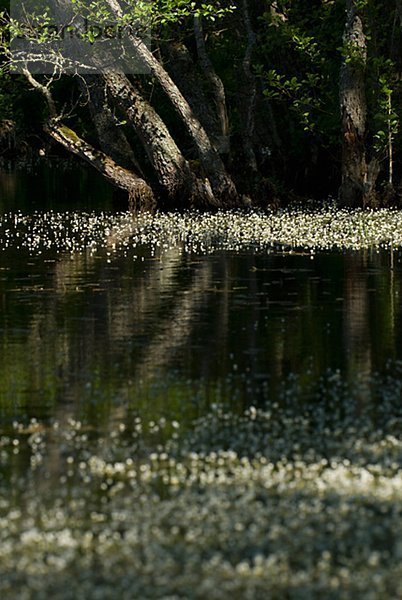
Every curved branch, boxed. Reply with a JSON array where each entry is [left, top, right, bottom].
[[23, 70, 155, 206], [46, 122, 156, 207], [22, 69, 57, 119]]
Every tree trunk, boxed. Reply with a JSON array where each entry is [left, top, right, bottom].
[[84, 75, 143, 175], [103, 72, 217, 208], [339, 0, 368, 207], [193, 16, 230, 155], [104, 0, 239, 205], [239, 0, 258, 173], [163, 41, 227, 156]]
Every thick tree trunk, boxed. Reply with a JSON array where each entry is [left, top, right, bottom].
[[84, 75, 143, 175], [163, 41, 227, 156], [193, 16, 230, 155], [339, 0, 368, 207], [103, 72, 217, 208], [144, 55, 236, 203], [104, 0, 239, 205]]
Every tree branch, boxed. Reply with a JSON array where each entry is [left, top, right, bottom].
[[22, 69, 58, 119]]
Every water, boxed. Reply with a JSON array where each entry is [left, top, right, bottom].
[[0, 245, 400, 425], [1, 169, 402, 598], [0, 161, 114, 213]]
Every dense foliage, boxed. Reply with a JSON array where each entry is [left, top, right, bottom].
[[1, 0, 402, 208]]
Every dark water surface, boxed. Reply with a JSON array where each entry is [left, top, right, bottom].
[[0, 162, 114, 213], [0, 244, 400, 425], [1, 168, 402, 597]]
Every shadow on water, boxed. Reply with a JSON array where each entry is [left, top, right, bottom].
[[0, 161, 114, 213]]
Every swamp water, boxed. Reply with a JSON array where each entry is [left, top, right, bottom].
[[1, 172, 402, 598]]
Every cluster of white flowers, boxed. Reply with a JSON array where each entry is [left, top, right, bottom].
[[1, 204, 402, 257], [1, 368, 402, 597]]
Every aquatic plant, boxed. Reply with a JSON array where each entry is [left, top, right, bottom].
[[1, 205, 402, 257], [1, 369, 402, 598]]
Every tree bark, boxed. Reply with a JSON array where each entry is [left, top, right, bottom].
[[84, 75, 143, 175], [339, 0, 368, 207], [239, 0, 258, 173], [104, 0, 239, 205], [46, 122, 156, 209], [133, 43, 237, 203], [163, 41, 227, 156], [103, 72, 217, 208], [193, 16, 230, 155]]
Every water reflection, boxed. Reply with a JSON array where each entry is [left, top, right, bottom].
[[0, 244, 401, 424], [0, 163, 114, 213]]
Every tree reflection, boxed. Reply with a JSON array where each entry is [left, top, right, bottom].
[[0, 247, 401, 423], [343, 252, 372, 409]]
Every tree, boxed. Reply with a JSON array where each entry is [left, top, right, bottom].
[[2, 0, 251, 209], [339, 0, 402, 206], [2, 0, 402, 208], [339, 0, 369, 207]]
